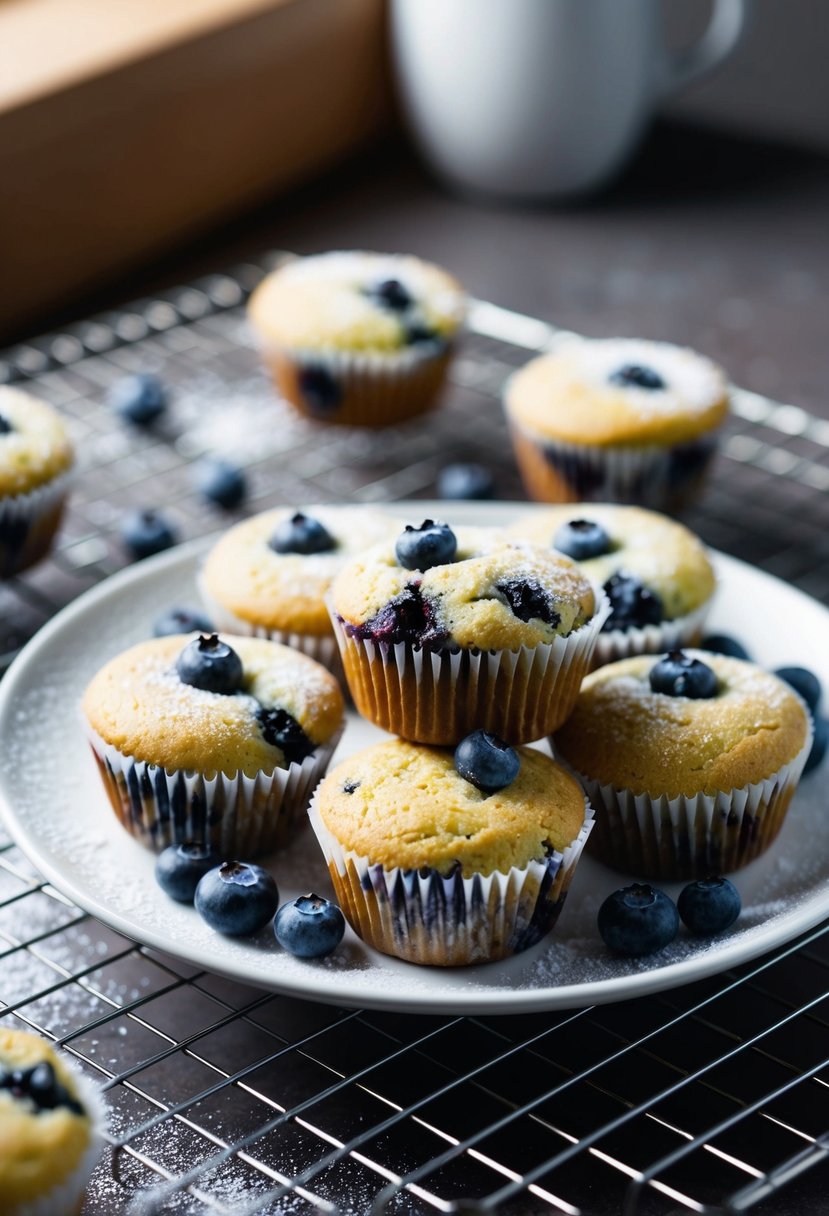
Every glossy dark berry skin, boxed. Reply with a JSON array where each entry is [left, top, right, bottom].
[[274, 894, 346, 958], [298, 365, 341, 413], [153, 606, 214, 637], [553, 518, 611, 561], [395, 520, 457, 571], [0, 414, 13, 434], [176, 634, 243, 694], [699, 634, 751, 661], [111, 373, 167, 425], [608, 364, 665, 391], [804, 717, 828, 775], [454, 731, 520, 793], [649, 650, 719, 699], [194, 458, 247, 509], [195, 861, 279, 936], [155, 841, 218, 904], [773, 666, 822, 716], [368, 278, 412, 311], [598, 883, 679, 956], [437, 462, 496, 501], [677, 876, 741, 937], [256, 706, 315, 765], [603, 572, 663, 631], [269, 512, 336, 556], [121, 509, 178, 560]]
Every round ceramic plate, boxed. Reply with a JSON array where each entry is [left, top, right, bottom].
[[0, 503, 827, 1015]]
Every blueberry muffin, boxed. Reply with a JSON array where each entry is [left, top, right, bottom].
[[0, 387, 74, 577], [83, 634, 344, 855], [247, 251, 466, 427], [328, 520, 609, 744], [509, 504, 716, 665], [309, 737, 594, 965], [554, 650, 812, 880], [0, 1026, 105, 1216], [504, 337, 729, 511]]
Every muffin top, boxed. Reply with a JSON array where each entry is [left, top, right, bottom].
[[0, 1028, 94, 1207], [83, 634, 344, 777], [0, 387, 74, 497], [554, 651, 810, 798], [505, 338, 729, 447], [330, 522, 597, 651], [316, 738, 587, 877], [508, 504, 715, 623], [248, 251, 466, 353], [200, 505, 400, 636]]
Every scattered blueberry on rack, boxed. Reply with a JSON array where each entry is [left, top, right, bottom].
[[110, 372, 167, 426], [120, 508, 178, 561], [437, 462, 496, 501], [274, 894, 346, 958], [194, 458, 248, 509]]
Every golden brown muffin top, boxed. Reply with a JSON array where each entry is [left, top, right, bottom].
[[0, 387, 74, 497]]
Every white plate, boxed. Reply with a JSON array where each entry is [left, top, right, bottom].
[[0, 503, 827, 1015]]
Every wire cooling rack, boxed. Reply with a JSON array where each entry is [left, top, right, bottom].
[[1, 254, 829, 1216]]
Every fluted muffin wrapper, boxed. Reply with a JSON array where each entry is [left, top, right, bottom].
[[561, 719, 814, 881], [591, 597, 713, 670], [0, 470, 71, 578], [328, 588, 611, 745], [308, 789, 595, 966], [84, 721, 343, 857]]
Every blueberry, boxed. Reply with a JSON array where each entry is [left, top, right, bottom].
[[195, 861, 279, 936], [111, 373, 167, 425], [395, 520, 457, 571], [274, 893, 346, 958], [699, 634, 751, 661], [603, 572, 663, 631], [121, 509, 178, 560], [608, 364, 666, 391], [269, 512, 336, 556], [368, 278, 412, 311], [256, 706, 315, 765], [649, 650, 719, 699], [677, 876, 741, 937], [405, 323, 445, 348], [437, 463, 496, 501], [343, 779, 360, 795], [194, 458, 247, 509], [597, 883, 679, 956], [0, 414, 13, 434], [497, 579, 561, 628], [176, 634, 243, 694], [804, 717, 828, 775], [153, 606, 214, 637], [0, 1063, 83, 1115], [155, 841, 218, 903], [344, 584, 448, 650], [298, 365, 341, 413], [454, 730, 520, 794], [553, 518, 612, 561], [773, 666, 822, 716]]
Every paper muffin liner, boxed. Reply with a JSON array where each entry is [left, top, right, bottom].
[[84, 721, 343, 857], [328, 589, 611, 745], [0, 470, 71, 579], [591, 597, 713, 669], [308, 788, 595, 966], [564, 720, 814, 881]]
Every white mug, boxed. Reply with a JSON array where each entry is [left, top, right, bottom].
[[391, 0, 747, 200]]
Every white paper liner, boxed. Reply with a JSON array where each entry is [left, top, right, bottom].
[[328, 588, 611, 744], [591, 597, 713, 669], [308, 789, 595, 966], [84, 720, 343, 857], [0, 470, 71, 578]]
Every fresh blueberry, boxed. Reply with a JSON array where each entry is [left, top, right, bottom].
[[274, 893, 346, 958], [368, 278, 412, 311], [256, 706, 315, 765], [194, 458, 247, 509], [437, 463, 496, 501], [598, 883, 679, 956], [677, 876, 741, 937], [111, 373, 167, 425], [195, 861, 279, 936], [0, 414, 13, 434], [153, 606, 214, 637], [176, 634, 244, 694], [497, 579, 560, 628], [298, 365, 341, 413], [649, 650, 719, 699], [269, 511, 336, 556], [699, 634, 751, 661], [608, 364, 665, 391], [553, 518, 612, 561], [603, 572, 663, 631], [773, 666, 822, 716], [121, 509, 178, 560], [395, 520, 457, 571], [454, 730, 520, 794], [155, 841, 218, 903], [804, 717, 828, 775]]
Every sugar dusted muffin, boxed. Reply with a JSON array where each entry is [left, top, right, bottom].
[[83, 633, 344, 855], [309, 737, 594, 965], [248, 250, 466, 427], [554, 650, 812, 880], [504, 337, 729, 511]]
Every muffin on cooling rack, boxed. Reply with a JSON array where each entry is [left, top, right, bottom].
[[247, 251, 466, 427], [553, 650, 812, 881], [503, 337, 729, 511], [83, 633, 344, 856], [0, 387, 74, 578], [309, 737, 594, 966]]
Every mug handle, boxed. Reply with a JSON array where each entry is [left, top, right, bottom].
[[659, 0, 748, 95]]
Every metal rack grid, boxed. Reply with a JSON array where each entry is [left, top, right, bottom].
[[1, 255, 829, 1216]]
